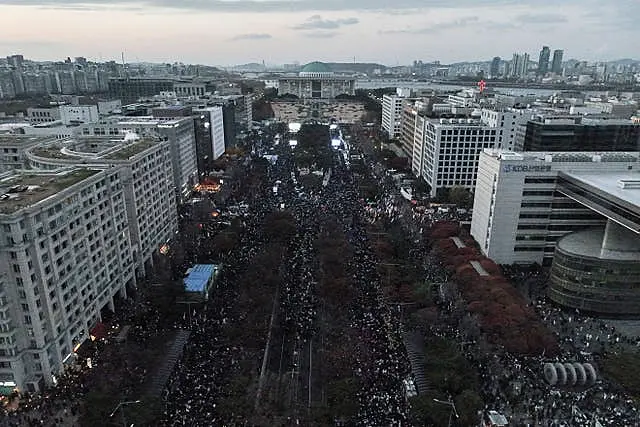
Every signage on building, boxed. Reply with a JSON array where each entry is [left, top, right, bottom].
[[503, 164, 552, 173]]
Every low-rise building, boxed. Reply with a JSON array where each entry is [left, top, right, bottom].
[[59, 105, 99, 125], [27, 107, 60, 125], [0, 135, 53, 172]]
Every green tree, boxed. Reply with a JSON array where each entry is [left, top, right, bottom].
[[448, 186, 473, 208]]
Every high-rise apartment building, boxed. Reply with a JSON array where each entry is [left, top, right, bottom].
[[551, 50, 564, 74], [0, 167, 136, 393], [510, 53, 530, 78], [6, 55, 24, 69], [490, 57, 501, 79], [538, 46, 551, 75], [77, 117, 198, 203], [25, 136, 179, 276]]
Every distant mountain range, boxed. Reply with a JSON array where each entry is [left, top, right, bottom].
[[227, 58, 638, 73]]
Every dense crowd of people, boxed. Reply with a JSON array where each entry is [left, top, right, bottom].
[[160, 124, 413, 425], [4, 121, 640, 427], [359, 134, 640, 426]]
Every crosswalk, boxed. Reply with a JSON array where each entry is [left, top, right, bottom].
[[145, 329, 191, 397]]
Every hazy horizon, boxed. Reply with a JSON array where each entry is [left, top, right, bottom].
[[1, 0, 639, 66]]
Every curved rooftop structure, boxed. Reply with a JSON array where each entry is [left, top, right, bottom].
[[549, 224, 640, 316], [299, 61, 333, 77], [24, 135, 163, 171]]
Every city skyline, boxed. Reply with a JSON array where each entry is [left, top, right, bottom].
[[0, 0, 639, 66]]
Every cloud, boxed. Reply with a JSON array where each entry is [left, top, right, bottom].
[[230, 33, 272, 41], [483, 21, 518, 31], [379, 16, 479, 34], [0, 39, 67, 48], [293, 15, 358, 30], [0, 0, 574, 13], [302, 31, 340, 38], [515, 13, 568, 23]]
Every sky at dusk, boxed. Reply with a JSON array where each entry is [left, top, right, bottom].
[[0, 0, 638, 66]]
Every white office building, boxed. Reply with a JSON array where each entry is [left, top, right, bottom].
[[414, 118, 498, 197], [78, 117, 198, 202], [59, 105, 99, 125], [480, 108, 535, 151], [0, 167, 135, 393], [24, 136, 178, 276], [195, 106, 225, 160], [471, 149, 639, 265], [382, 89, 412, 140]]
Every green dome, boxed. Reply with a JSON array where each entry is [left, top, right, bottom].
[[300, 61, 331, 73]]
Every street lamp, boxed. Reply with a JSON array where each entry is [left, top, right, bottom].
[[433, 397, 459, 427], [110, 400, 142, 427]]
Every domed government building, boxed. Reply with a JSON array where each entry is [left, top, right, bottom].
[[278, 61, 356, 99]]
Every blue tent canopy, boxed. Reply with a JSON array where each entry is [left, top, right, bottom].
[[184, 264, 216, 293]]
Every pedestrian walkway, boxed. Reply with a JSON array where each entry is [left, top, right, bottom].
[[402, 330, 430, 395], [469, 260, 490, 276], [145, 329, 191, 397], [451, 236, 466, 249]]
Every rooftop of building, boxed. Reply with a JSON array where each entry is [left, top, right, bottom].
[[89, 115, 189, 126], [530, 115, 638, 126], [300, 61, 331, 74], [561, 170, 640, 211], [556, 228, 607, 259], [428, 117, 487, 127], [0, 135, 53, 146], [104, 139, 157, 160], [29, 135, 162, 162], [484, 149, 640, 164], [0, 168, 100, 215]]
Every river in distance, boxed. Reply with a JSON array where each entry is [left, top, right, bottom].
[[355, 79, 621, 97]]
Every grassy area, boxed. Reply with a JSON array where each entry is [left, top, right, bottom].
[[32, 146, 72, 159], [105, 140, 157, 160], [51, 169, 101, 190], [602, 351, 640, 400]]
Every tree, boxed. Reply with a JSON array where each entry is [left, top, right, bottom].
[[412, 178, 432, 198], [448, 186, 473, 209], [409, 393, 451, 426], [455, 389, 483, 426], [263, 211, 296, 242]]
